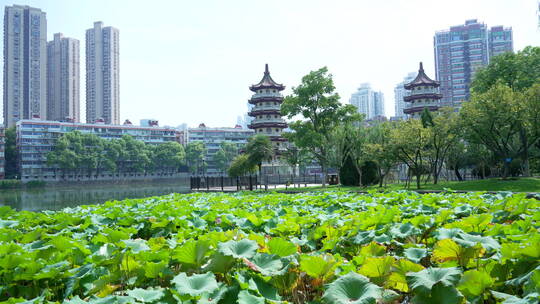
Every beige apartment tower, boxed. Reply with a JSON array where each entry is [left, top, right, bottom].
[[3, 5, 47, 127], [86, 21, 119, 124], [47, 33, 80, 122]]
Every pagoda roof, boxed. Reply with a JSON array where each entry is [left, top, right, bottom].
[[249, 64, 285, 92], [404, 62, 440, 89]]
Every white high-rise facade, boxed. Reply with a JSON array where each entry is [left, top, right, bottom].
[[47, 33, 80, 122], [3, 5, 47, 127], [86, 21, 119, 124], [349, 83, 385, 120], [393, 72, 416, 119]]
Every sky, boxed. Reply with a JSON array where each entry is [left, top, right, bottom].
[[1, 0, 539, 128]]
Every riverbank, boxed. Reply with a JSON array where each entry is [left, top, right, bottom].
[[277, 177, 540, 193], [0, 179, 45, 189]]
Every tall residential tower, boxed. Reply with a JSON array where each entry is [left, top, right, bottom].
[[434, 19, 512, 105], [86, 21, 120, 124], [349, 83, 385, 120], [394, 72, 416, 119], [47, 33, 80, 122], [3, 5, 47, 127]]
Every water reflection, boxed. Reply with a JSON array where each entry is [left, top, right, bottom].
[[0, 179, 190, 212]]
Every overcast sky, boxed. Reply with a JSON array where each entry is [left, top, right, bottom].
[[1, 0, 539, 127]]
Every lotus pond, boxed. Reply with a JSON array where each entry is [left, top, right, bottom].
[[0, 191, 539, 303]]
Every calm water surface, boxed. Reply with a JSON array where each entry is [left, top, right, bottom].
[[0, 179, 190, 212]]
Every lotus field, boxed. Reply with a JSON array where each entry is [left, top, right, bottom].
[[0, 191, 539, 303]]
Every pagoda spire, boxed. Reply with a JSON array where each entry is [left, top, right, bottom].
[[419, 62, 424, 72]]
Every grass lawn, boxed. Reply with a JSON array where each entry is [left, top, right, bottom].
[[279, 177, 540, 193]]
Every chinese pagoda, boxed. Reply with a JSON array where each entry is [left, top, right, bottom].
[[403, 62, 443, 118], [248, 64, 289, 173]]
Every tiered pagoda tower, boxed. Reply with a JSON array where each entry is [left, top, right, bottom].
[[248, 64, 289, 174], [248, 64, 288, 149], [404, 62, 443, 118]]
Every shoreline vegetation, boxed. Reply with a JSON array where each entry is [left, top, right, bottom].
[[276, 177, 540, 194]]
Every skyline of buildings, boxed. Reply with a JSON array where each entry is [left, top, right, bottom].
[[85, 21, 120, 125], [3, 5, 47, 128], [47, 33, 80, 122], [434, 19, 513, 105], [349, 83, 385, 120], [1, 5, 521, 131]]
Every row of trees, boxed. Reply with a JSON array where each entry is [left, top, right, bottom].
[[280, 46, 540, 188], [47, 132, 186, 176]]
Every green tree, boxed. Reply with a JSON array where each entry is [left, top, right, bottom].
[[245, 134, 273, 175], [186, 141, 207, 175], [424, 109, 460, 184], [461, 84, 527, 178], [4, 127, 18, 179], [228, 154, 257, 177], [471, 46, 540, 176], [365, 122, 400, 187], [472, 46, 540, 94], [213, 142, 238, 175], [151, 141, 186, 173], [389, 119, 432, 189], [282, 67, 360, 186]]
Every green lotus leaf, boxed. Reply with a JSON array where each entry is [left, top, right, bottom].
[[411, 281, 463, 304], [406, 267, 462, 295], [122, 239, 150, 253], [300, 254, 340, 281], [389, 223, 421, 239], [126, 288, 165, 303], [322, 272, 389, 304], [203, 252, 236, 274], [218, 239, 258, 259], [172, 272, 219, 297], [198, 283, 229, 304], [248, 253, 285, 276], [403, 247, 428, 263], [491, 291, 540, 304], [248, 275, 282, 301], [457, 269, 494, 299], [359, 256, 395, 278], [172, 239, 211, 266], [0, 219, 19, 228], [143, 261, 168, 279], [237, 290, 265, 304], [352, 230, 376, 245], [453, 232, 500, 251], [267, 237, 297, 257]]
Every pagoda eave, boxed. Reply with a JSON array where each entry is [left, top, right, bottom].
[[404, 93, 443, 102], [249, 84, 285, 92], [269, 136, 288, 142], [404, 82, 440, 90], [248, 122, 288, 129], [248, 109, 282, 117], [404, 106, 440, 114], [248, 96, 284, 105]]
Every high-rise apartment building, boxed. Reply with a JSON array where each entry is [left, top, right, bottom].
[[394, 72, 416, 119], [47, 33, 80, 122], [86, 21, 120, 124], [434, 19, 512, 105], [349, 83, 385, 120], [3, 5, 47, 127]]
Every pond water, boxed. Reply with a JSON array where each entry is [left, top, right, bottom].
[[0, 179, 191, 212]]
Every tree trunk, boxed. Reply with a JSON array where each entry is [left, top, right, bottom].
[[416, 173, 421, 189], [502, 161, 509, 179], [520, 128, 531, 177], [454, 167, 463, 181], [321, 164, 327, 187]]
